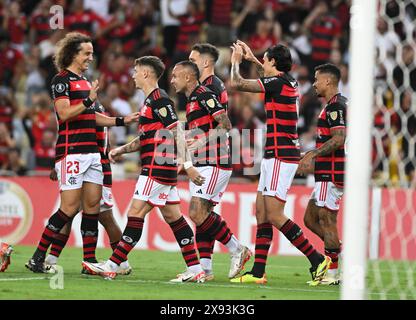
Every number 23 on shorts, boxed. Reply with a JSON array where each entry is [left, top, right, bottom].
[[66, 161, 80, 174]]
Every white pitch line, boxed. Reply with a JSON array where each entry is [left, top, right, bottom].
[[0, 277, 49, 281]]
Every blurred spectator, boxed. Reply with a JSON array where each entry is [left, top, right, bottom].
[[302, 1, 341, 70], [65, 0, 106, 38], [375, 17, 400, 72], [99, 52, 135, 99], [33, 129, 55, 171], [169, 0, 205, 61], [100, 82, 133, 146], [29, 0, 53, 45], [1, 0, 27, 52], [0, 91, 17, 134], [205, 0, 235, 46], [0, 30, 24, 90], [232, 0, 262, 41], [0, 123, 16, 168], [2, 147, 27, 176], [160, 0, 182, 59], [248, 15, 279, 58], [392, 44, 416, 91]]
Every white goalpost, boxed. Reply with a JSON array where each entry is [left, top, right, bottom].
[[341, 0, 377, 300]]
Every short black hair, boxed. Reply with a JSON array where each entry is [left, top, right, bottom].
[[266, 44, 292, 72], [135, 56, 165, 79], [175, 61, 200, 80], [314, 63, 341, 82], [191, 43, 219, 62]]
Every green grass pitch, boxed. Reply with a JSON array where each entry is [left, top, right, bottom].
[[1, 246, 413, 300]]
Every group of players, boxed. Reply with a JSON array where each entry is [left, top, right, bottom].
[[1, 31, 347, 286]]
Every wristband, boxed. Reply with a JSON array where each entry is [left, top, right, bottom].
[[184, 161, 193, 170], [115, 117, 125, 126], [83, 97, 94, 108]]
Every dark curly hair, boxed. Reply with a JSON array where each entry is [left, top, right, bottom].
[[53, 32, 92, 71]]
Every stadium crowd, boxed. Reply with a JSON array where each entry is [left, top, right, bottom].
[[0, 0, 414, 187]]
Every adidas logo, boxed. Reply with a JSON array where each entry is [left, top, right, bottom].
[[76, 84, 81, 88], [135, 190, 139, 195], [196, 189, 203, 194], [264, 187, 267, 192]]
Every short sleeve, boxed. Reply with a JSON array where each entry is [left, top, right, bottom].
[[198, 92, 225, 117], [258, 77, 283, 94], [51, 75, 70, 101], [154, 98, 179, 129], [326, 103, 346, 129]]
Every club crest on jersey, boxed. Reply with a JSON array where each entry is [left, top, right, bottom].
[[330, 111, 338, 120], [159, 107, 168, 117], [206, 99, 216, 108]]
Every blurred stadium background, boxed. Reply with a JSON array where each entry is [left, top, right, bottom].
[[0, 0, 415, 299]]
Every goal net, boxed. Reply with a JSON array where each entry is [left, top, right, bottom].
[[366, 0, 416, 299]]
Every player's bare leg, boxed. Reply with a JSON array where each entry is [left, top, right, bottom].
[[26, 188, 80, 273], [160, 203, 206, 283], [304, 200, 324, 241], [264, 195, 330, 282], [190, 197, 251, 279]]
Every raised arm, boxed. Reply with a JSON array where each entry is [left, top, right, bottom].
[[230, 43, 264, 93]]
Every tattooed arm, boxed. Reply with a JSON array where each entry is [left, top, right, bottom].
[[108, 135, 141, 163], [297, 128, 346, 175], [230, 43, 264, 93], [172, 123, 205, 186], [188, 111, 232, 154], [311, 128, 346, 158]]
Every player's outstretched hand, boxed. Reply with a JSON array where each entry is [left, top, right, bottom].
[[186, 166, 205, 186], [89, 80, 99, 101], [109, 147, 123, 164], [124, 112, 140, 124]]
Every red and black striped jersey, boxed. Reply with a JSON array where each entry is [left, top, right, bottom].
[[139, 88, 179, 185], [257, 74, 300, 163], [94, 103, 112, 187], [202, 75, 229, 110], [186, 85, 231, 169], [314, 93, 347, 188], [51, 69, 99, 162]]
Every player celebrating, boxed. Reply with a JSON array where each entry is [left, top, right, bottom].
[[229, 41, 331, 284], [44, 103, 132, 276], [171, 60, 252, 280], [188, 43, 244, 280], [26, 32, 139, 273], [82, 56, 206, 282], [298, 63, 347, 286]]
